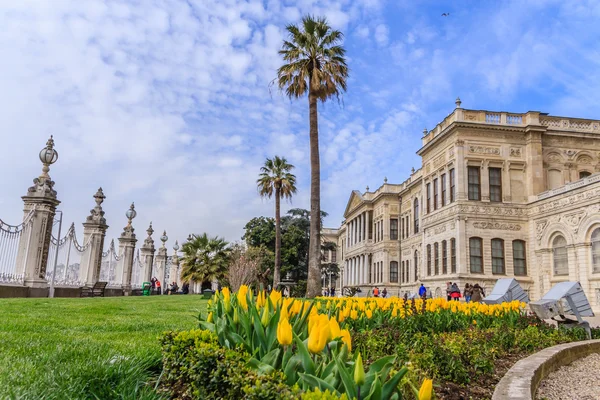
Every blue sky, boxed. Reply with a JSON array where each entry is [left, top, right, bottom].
[[0, 0, 599, 247]]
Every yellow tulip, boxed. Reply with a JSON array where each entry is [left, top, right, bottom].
[[418, 379, 433, 400], [277, 317, 293, 346], [207, 312, 213, 323], [340, 329, 352, 351], [365, 309, 373, 319], [354, 353, 365, 386], [307, 324, 324, 354], [269, 290, 282, 305], [261, 303, 270, 327], [222, 287, 231, 302], [329, 318, 341, 340], [256, 291, 265, 308], [280, 303, 289, 321], [237, 286, 248, 311]]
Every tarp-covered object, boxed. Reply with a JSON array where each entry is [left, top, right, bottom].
[[482, 278, 530, 304]]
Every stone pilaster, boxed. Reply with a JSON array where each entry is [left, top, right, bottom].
[[154, 231, 168, 287], [16, 136, 61, 290], [119, 203, 137, 295], [140, 223, 156, 284], [80, 188, 109, 287]]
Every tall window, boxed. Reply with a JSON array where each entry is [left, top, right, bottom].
[[491, 238, 505, 274], [449, 169, 455, 202], [426, 183, 431, 213], [406, 215, 410, 236], [368, 211, 373, 239], [406, 259, 410, 282], [433, 178, 439, 210], [401, 261, 405, 282], [513, 240, 527, 276], [381, 221, 384, 241], [442, 240, 448, 274], [469, 237, 483, 273], [401, 218, 405, 239], [427, 244, 432, 276], [450, 238, 456, 273], [434, 242, 439, 275], [592, 229, 600, 273], [468, 166, 481, 201], [414, 200, 419, 233], [414, 251, 419, 281], [332, 251, 337, 263], [390, 261, 399, 283], [580, 171, 592, 179], [553, 235, 568, 275], [489, 168, 502, 202], [441, 174, 447, 206], [390, 219, 398, 240]]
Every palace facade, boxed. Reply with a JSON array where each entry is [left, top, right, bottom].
[[333, 100, 600, 311]]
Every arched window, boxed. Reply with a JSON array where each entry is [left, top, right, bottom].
[[442, 240, 448, 274], [390, 261, 399, 283], [434, 243, 439, 275], [469, 237, 483, 273], [553, 235, 568, 276], [491, 238, 505, 274], [414, 250, 419, 280], [414, 199, 419, 233], [427, 244, 432, 276], [591, 229, 600, 273], [580, 171, 592, 179], [513, 240, 527, 276]]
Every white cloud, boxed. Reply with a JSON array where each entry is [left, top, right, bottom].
[[374, 24, 389, 46]]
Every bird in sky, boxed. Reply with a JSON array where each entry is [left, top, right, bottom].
[[442, 13, 450, 16]]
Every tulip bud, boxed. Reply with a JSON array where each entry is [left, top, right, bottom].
[[418, 378, 433, 400], [354, 353, 365, 386], [277, 317, 293, 346], [207, 312, 213, 323], [261, 303, 270, 327], [233, 307, 239, 325]]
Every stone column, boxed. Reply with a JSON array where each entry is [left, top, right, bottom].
[[481, 161, 490, 201], [119, 203, 137, 295], [80, 188, 109, 287], [154, 231, 168, 289], [455, 140, 468, 201], [168, 241, 180, 288], [366, 211, 371, 241], [15, 136, 61, 292], [140, 223, 156, 284]]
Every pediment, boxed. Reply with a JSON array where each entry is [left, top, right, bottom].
[[344, 190, 364, 218]]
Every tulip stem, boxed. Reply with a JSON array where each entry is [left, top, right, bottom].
[[357, 386, 361, 400]]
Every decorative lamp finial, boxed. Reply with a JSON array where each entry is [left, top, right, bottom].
[[455, 96, 462, 108], [384, 177, 388, 184], [160, 230, 168, 246], [38, 135, 58, 179], [147, 222, 154, 237], [173, 240, 180, 252], [125, 202, 137, 226], [366, 185, 369, 192], [422, 128, 428, 137], [411, 167, 415, 174]]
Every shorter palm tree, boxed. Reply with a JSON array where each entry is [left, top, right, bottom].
[[257, 156, 297, 288], [180, 233, 230, 289]]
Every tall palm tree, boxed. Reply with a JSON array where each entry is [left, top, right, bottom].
[[180, 233, 230, 289], [277, 16, 348, 298], [257, 156, 297, 288]]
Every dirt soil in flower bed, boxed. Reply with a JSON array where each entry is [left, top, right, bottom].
[[435, 352, 526, 400]]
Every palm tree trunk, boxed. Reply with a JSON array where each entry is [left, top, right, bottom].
[[274, 185, 282, 288], [306, 90, 322, 298]]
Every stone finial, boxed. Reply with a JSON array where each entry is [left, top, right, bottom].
[[384, 177, 388, 184], [121, 202, 137, 238], [411, 167, 415, 174], [422, 128, 428, 137], [366, 185, 369, 192], [160, 230, 168, 248], [27, 136, 59, 199], [455, 96, 462, 108], [86, 187, 107, 225], [172, 240, 180, 263], [143, 222, 155, 248], [173, 240, 179, 252]]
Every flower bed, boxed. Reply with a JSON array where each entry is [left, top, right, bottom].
[[159, 288, 598, 400]]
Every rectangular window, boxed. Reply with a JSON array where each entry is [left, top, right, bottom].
[[491, 239, 505, 274], [414, 201, 419, 233], [381, 221, 384, 241], [433, 178, 439, 210], [451, 238, 456, 273], [489, 168, 502, 202], [390, 261, 398, 283], [426, 183, 431, 213], [468, 166, 481, 201], [442, 240, 447, 274], [368, 211, 373, 239], [390, 219, 398, 240], [406, 260, 410, 282], [427, 244, 432, 276], [441, 174, 446, 206], [406, 215, 410, 236], [450, 169, 456, 202], [332, 251, 337, 263], [470, 237, 483, 273], [434, 242, 439, 275], [513, 240, 527, 276], [401, 261, 404, 283], [401, 217, 404, 239]]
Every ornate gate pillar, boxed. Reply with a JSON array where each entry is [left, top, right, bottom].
[[16, 136, 60, 291], [154, 231, 168, 288], [140, 223, 155, 284], [119, 203, 137, 295], [168, 241, 180, 289], [80, 188, 108, 287]]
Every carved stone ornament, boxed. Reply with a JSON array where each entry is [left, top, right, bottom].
[[510, 147, 522, 158], [564, 149, 577, 157], [143, 222, 155, 249], [561, 211, 586, 233], [536, 220, 548, 242], [578, 155, 593, 165], [27, 177, 58, 199], [546, 152, 562, 163], [468, 145, 500, 155], [86, 187, 107, 225], [472, 221, 522, 231]]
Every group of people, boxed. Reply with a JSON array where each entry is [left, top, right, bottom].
[[372, 287, 388, 298], [445, 281, 486, 302], [149, 277, 189, 295], [322, 287, 336, 297]]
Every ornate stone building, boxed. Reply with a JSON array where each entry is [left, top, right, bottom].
[[337, 100, 600, 311]]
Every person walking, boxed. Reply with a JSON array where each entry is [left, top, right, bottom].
[[464, 283, 472, 303], [156, 280, 161, 295], [418, 283, 427, 298], [373, 287, 380, 297], [450, 282, 461, 301], [471, 283, 484, 302], [382, 287, 388, 298], [446, 281, 452, 301]]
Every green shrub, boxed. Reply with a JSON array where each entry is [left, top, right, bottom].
[[161, 329, 301, 399]]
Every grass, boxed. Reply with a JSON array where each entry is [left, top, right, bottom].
[[1, 295, 207, 399]]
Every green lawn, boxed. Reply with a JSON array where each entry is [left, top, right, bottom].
[[2, 296, 207, 399]]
